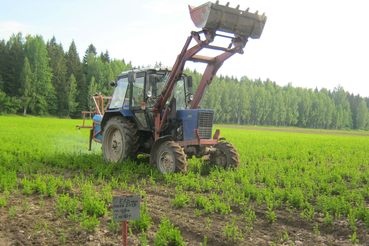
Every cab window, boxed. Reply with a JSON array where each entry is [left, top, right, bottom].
[[174, 78, 186, 109], [109, 78, 128, 109], [132, 76, 144, 107]]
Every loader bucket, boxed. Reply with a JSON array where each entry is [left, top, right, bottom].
[[189, 1, 267, 39]]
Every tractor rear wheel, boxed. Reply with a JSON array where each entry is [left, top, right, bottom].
[[209, 141, 240, 170], [156, 141, 187, 174], [102, 117, 139, 163]]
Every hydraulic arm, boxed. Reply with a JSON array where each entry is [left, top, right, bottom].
[[153, 1, 267, 140]]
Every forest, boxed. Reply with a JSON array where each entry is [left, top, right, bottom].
[[0, 32, 368, 130]]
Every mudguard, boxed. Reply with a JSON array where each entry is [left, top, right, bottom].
[[100, 109, 134, 132]]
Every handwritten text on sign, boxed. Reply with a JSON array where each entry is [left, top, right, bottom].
[[112, 195, 141, 221]]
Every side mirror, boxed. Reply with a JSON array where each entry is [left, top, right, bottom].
[[109, 80, 116, 86], [187, 76, 193, 88], [128, 71, 136, 83]]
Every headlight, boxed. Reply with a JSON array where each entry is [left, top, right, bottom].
[[147, 91, 152, 98], [189, 94, 194, 101]]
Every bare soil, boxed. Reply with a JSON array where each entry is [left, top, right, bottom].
[[1, 127, 368, 245], [1, 172, 368, 246]]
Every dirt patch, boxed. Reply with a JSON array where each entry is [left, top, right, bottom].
[[217, 126, 369, 137], [1, 177, 368, 246]]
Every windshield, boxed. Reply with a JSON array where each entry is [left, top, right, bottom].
[[109, 78, 128, 109], [147, 72, 170, 107]]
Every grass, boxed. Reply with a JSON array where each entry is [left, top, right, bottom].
[[1, 115, 369, 244], [214, 123, 369, 135]]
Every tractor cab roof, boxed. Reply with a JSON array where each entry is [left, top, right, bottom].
[[118, 66, 172, 78]]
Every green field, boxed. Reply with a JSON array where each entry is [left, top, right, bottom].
[[1, 116, 369, 245], [214, 123, 369, 136]]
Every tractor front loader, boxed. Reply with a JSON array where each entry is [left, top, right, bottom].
[[77, 1, 267, 174]]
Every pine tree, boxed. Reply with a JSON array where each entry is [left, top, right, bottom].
[[66, 40, 86, 117], [83, 44, 97, 66], [0, 39, 7, 91], [47, 36, 68, 116], [3, 33, 24, 96], [0, 74, 3, 92], [67, 74, 79, 117], [101, 50, 110, 63], [19, 57, 32, 115]]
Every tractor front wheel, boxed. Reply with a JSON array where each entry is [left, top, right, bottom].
[[209, 141, 240, 170], [156, 141, 187, 174], [102, 117, 139, 163]]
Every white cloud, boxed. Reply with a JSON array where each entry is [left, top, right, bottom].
[[0, 21, 29, 34]]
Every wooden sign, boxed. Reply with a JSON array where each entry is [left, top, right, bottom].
[[112, 195, 141, 221]]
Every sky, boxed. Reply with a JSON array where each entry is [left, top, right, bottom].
[[1, 0, 368, 97]]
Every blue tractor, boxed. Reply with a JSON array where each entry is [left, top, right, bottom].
[[78, 1, 266, 174]]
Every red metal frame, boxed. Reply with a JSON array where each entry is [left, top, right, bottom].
[[178, 129, 220, 147], [76, 94, 111, 150], [153, 29, 248, 141]]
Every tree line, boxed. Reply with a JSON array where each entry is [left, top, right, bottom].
[[0, 32, 368, 130], [187, 70, 369, 130], [0, 32, 131, 117]]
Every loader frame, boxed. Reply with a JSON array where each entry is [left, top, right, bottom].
[[153, 29, 248, 142]]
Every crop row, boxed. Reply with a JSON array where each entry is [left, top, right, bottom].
[[1, 116, 369, 244]]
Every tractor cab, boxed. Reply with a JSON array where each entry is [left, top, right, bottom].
[[106, 67, 193, 133], [109, 68, 191, 110]]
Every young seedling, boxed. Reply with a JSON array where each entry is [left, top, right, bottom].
[[222, 216, 243, 241], [79, 213, 100, 232], [349, 232, 359, 243], [22, 197, 30, 212], [0, 197, 6, 208], [58, 233, 66, 243], [139, 229, 149, 246], [205, 217, 211, 230], [39, 195, 45, 209], [43, 223, 49, 234], [200, 236, 208, 246], [194, 209, 202, 217], [155, 215, 185, 246], [130, 201, 153, 231], [324, 212, 333, 225], [64, 179, 73, 190], [34, 220, 42, 230], [313, 224, 320, 236], [172, 192, 191, 208], [8, 206, 16, 217], [266, 205, 276, 223]]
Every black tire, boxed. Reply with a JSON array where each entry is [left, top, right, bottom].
[[209, 141, 240, 170], [102, 117, 139, 163], [156, 141, 187, 174]]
